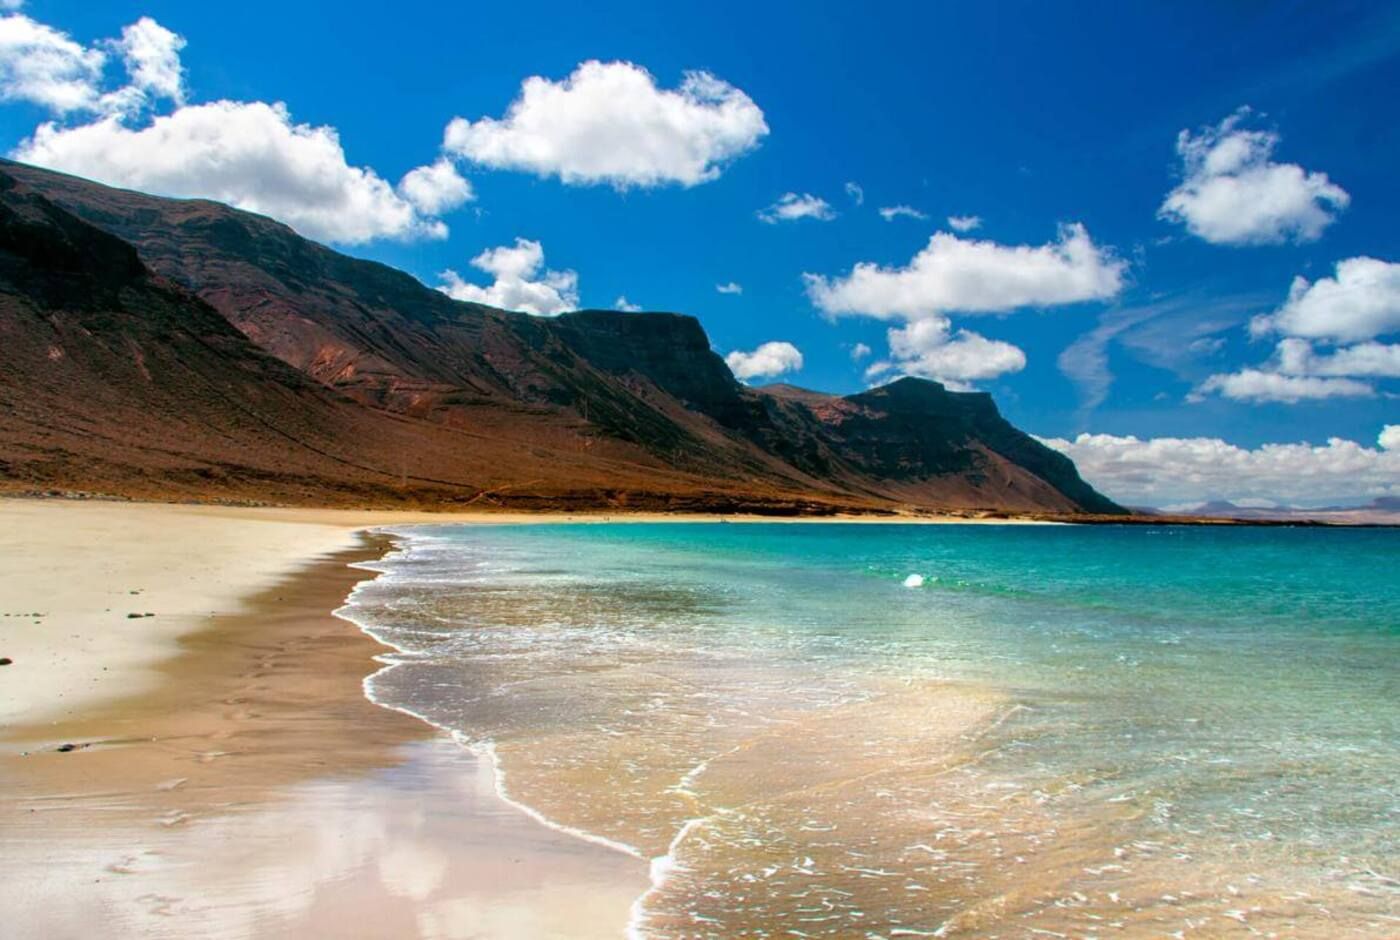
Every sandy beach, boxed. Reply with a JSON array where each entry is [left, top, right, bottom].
[[2, 499, 1395, 938], [0, 499, 650, 938], [0, 498, 1058, 937]]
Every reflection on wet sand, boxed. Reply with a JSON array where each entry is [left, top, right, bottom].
[[2, 737, 643, 939], [0, 538, 644, 939]]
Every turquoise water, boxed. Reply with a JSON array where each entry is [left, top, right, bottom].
[[346, 523, 1400, 937]]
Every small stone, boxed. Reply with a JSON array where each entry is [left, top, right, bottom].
[[0, 657, 12, 666], [57, 743, 78, 753]]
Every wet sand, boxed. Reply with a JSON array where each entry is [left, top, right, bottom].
[[0, 500, 646, 938], [1, 499, 1391, 937]]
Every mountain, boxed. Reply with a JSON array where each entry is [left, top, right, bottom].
[[1165, 498, 1400, 526], [0, 160, 1124, 515]]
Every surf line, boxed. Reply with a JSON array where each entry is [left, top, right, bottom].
[[335, 526, 710, 938]]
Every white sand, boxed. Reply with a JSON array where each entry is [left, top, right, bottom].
[[0, 500, 372, 727], [0, 498, 1051, 729]]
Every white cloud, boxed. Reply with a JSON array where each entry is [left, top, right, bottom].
[[1275, 337, 1400, 377], [15, 101, 450, 244], [0, 2, 25, 11], [4, 11, 458, 245], [877, 204, 927, 222], [807, 224, 1121, 390], [865, 317, 1025, 389], [1194, 257, 1400, 404], [1194, 369, 1373, 403], [715, 281, 743, 295], [112, 16, 185, 106], [0, 13, 105, 113], [443, 61, 766, 189], [805, 223, 1124, 319], [1040, 432, 1400, 506], [1194, 339, 1398, 404], [613, 295, 642, 312], [1159, 109, 1348, 245], [845, 181, 864, 205], [437, 238, 578, 316], [947, 214, 982, 232], [757, 192, 835, 224], [397, 158, 473, 215], [1251, 257, 1400, 343], [850, 342, 871, 361], [725, 341, 803, 381]]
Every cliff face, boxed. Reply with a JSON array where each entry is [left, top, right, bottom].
[[0, 160, 1124, 515]]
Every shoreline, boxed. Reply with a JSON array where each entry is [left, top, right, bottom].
[[0, 500, 648, 938], [337, 536, 651, 861], [3, 498, 1391, 936], [0, 497, 1048, 937], [336, 532, 673, 940], [8, 490, 1394, 527]]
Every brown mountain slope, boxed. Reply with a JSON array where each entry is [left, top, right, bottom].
[[0, 160, 1124, 514], [0, 172, 819, 510]]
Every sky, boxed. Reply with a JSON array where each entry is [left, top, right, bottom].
[[2, 0, 1397, 507]]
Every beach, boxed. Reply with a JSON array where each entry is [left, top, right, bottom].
[[2, 499, 1395, 938], [0, 499, 649, 938], [0, 499, 1023, 938]]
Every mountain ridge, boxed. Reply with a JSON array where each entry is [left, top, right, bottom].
[[0, 160, 1124, 515]]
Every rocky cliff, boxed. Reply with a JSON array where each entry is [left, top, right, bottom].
[[0, 160, 1123, 515]]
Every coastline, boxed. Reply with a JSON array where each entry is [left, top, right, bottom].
[[0, 499, 647, 937], [0, 496, 1033, 936], [2, 497, 1392, 936]]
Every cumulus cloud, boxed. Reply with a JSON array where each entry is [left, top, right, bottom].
[[1040, 431, 1400, 506], [878, 204, 927, 222], [757, 192, 835, 224], [5, 12, 461, 245], [725, 341, 803, 381], [396, 158, 473, 216], [715, 281, 743, 295], [437, 238, 579, 316], [1193, 369, 1373, 403], [0, 13, 105, 113], [806, 223, 1124, 319], [443, 61, 766, 189], [1195, 257, 1400, 403], [613, 295, 642, 312], [16, 101, 451, 244], [807, 224, 1121, 388], [1251, 257, 1400, 343], [947, 214, 982, 232], [0, 13, 185, 119], [1275, 337, 1400, 377], [1159, 109, 1348, 245], [850, 342, 872, 361], [845, 181, 864, 205], [865, 317, 1025, 389], [112, 16, 185, 106]]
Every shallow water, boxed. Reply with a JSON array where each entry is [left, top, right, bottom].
[[343, 523, 1400, 937]]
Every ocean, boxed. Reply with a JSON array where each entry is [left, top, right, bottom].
[[340, 522, 1399, 937]]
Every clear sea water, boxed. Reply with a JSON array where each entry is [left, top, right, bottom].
[[343, 522, 1400, 937]]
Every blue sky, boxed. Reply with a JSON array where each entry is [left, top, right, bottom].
[[2, 1, 1398, 505]]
